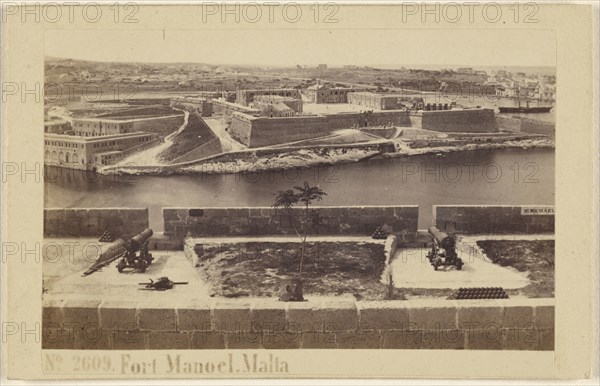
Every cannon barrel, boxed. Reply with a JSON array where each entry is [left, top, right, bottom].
[[82, 228, 153, 276], [129, 228, 153, 251], [427, 226, 455, 250]]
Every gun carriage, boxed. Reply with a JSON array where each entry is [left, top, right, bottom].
[[116, 228, 154, 273], [426, 226, 463, 271]]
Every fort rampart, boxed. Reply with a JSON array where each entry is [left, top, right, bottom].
[[229, 111, 412, 147]]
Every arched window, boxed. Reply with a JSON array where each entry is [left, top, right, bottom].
[[58, 152, 64, 163], [52, 151, 57, 161]]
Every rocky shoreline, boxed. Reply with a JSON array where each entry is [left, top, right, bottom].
[[100, 138, 555, 176]]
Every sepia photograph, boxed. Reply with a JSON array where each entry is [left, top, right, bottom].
[[42, 27, 556, 354], [1, 1, 597, 382]]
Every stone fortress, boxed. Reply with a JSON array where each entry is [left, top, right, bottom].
[[171, 82, 499, 148], [44, 82, 519, 170]]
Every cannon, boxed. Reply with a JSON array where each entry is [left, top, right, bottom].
[[426, 226, 463, 271], [116, 228, 154, 273], [139, 277, 188, 291], [81, 228, 155, 276]]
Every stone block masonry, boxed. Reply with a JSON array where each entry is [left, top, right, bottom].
[[229, 110, 412, 147], [44, 208, 149, 238], [496, 115, 555, 138], [163, 206, 419, 242], [413, 108, 498, 133], [42, 298, 554, 350], [434, 205, 554, 234]]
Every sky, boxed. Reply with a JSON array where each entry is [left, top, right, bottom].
[[45, 28, 556, 68]]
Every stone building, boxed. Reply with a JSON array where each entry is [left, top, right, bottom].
[[347, 92, 403, 110], [71, 118, 135, 137], [252, 95, 303, 117], [235, 88, 301, 106], [44, 131, 159, 170], [304, 83, 363, 104], [44, 119, 72, 134]]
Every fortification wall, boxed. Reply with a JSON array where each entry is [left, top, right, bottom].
[[521, 118, 555, 137], [163, 206, 419, 241], [43, 208, 149, 237], [496, 116, 555, 137], [229, 111, 411, 147], [496, 115, 523, 132], [434, 205, 554, 234], [42, 298, 554, 350], [418, 109, 498, 133]]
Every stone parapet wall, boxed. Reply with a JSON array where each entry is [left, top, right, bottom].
[[43, 208, 149, 238], [163, 206, 419, 241], [434, 205, 554, 234], [42, 298, 554, 350]]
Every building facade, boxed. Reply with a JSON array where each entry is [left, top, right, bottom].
[[304, 84, 363, 104], [44, 132, 159, 170], [347, 92, 403, 110], [252, 95, 303, 117], [71, 118, 135, 137]]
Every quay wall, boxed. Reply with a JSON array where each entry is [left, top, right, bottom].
[[42, 298, 554, 350], [434, 205, 554, 234], [43, 208, 149, 238], [163, 206, 419, 241]]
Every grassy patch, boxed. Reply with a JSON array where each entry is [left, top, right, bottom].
[[477, 240, 554, 298], [194, 241, 391, 300], [159, 113, 218, 161]]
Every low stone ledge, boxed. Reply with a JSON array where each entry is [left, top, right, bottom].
[[42, 297, 555, 350]]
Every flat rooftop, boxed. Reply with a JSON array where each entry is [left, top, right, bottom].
[[302, 102, 371, 115], [44, 131, 155, 142]]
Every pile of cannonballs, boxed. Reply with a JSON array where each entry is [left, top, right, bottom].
[[453, 287, 509, 299], [371, 226, 389, 240]]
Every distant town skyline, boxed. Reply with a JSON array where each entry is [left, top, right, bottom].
[[46, 28, 556, 69]]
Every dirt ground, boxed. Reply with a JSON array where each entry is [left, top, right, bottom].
[[195, 241, 389, 300], [476, 239, 555, 298]]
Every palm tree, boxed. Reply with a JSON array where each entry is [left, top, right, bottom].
[[272, 181, 327, 273]]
